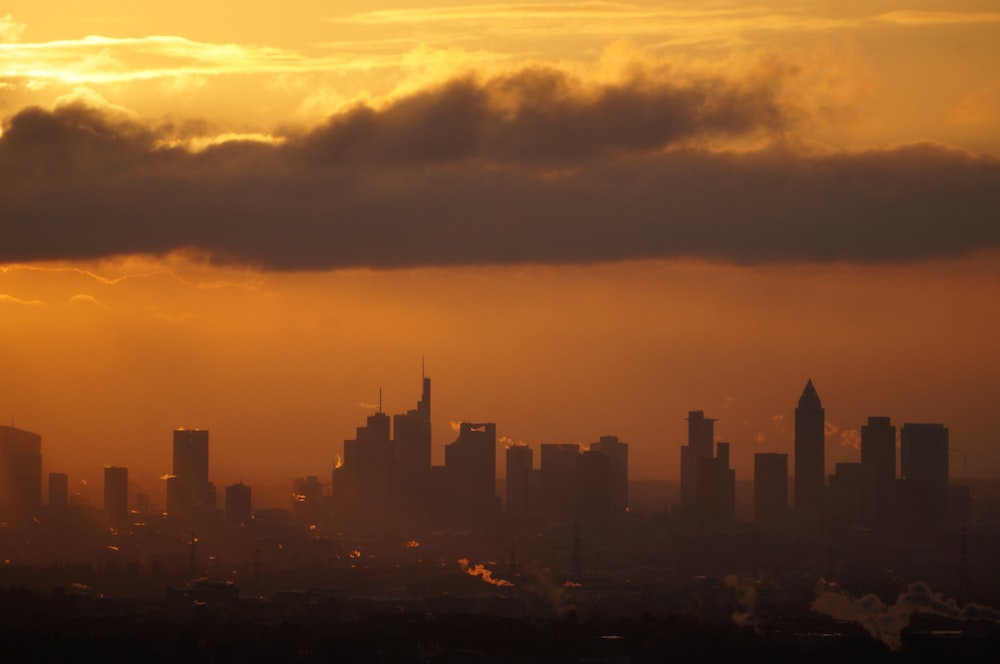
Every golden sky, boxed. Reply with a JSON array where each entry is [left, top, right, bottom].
[[1, 2, 998, 497]]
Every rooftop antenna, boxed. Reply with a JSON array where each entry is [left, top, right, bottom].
[[421, 355, 425, 380], [379, 387, 382, 414]]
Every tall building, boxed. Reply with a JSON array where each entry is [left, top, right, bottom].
[[680, 411, 716, 507], [540, 443, 580, 522], [104, 466, 129, 526], [794, 380, 825, 513], [590, 435, 629, 516], [225, 482, 252, 526], [0, 425, 42, 525], [444, 422, 497, 522], [48, 472, 69, 510], [901, 422, 949, 521], [828, 462, 863, 526], [167, 428, 214, 521], [577, 450, 612, 526], [861, 416, 896, 527], [694, 441, 735, 525], [394, 376, 431, 472], [505, 444, 533, 518], [754, 453, 788, 525]]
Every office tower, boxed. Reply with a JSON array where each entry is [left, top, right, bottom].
[[225, 482, 252, 526], [394, 376, 431, 472], [680, 411, 716, 507], [590, 435, 629, 515], [754, 453, 788, 525], [0, 425, 42, 524], [48, 472, 69, 509], [861, 416, 896, 527], [540, 443, 580, 522], [292, 475, 324, 525], [794, 380, 825, 512], [104, 466, 129, 526], [506, 444, 533, 518], [901, 422, 949, 521], [694, 441, 735, 525], [167, 428, 213, 520], [444, 422, 497, 521], [576, 450, 612, 526]]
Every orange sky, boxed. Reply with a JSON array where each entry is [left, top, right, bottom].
[[1, 2, 998, 499]]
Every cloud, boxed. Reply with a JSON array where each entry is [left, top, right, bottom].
[[0, 14, 26, 43], [0, 293, 45, 306], [0, 66, 998, 271]]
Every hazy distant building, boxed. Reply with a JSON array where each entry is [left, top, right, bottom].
[[48, 472, 68, 510], [680, 411, 716, 508], [901, 422, 949, 521], [445, 422, 497, 522], [0, 424, 42, 524], [794, 380, 825, 513], [861, 416, 896, 527], [590, 435, 629, 515], [753, 453, 788, 525], [540, 443, 580, 522], [576, 450, 612, 526], [104, 466, 129, 527], [694, 441, 735, 525], [167, 428, 214, 522], [505, 444, 533, 518], [394, 376, 431, 472], [225, 482, 252, 526]]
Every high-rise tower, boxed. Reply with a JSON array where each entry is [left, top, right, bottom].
[[861, 416, 896, 527], [794, 380, 825, 513], [680, 411, 716, 507], [167, 428, 213, 520]]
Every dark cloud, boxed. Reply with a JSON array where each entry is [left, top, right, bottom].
[[1, 68, 998, 270]]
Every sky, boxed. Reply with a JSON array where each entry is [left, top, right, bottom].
[[1, 1, 998, 501]]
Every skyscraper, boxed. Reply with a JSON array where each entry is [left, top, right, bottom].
[[794, 380, 825, 512], [505, 444, 533, 518], [167, 428, 213, 521], [754, 452, 788, 525], [861, 416, 896, 527], [104, 466, 129, 527], [394, 376, 431, 472], [0, 425, 42, 525], [680, 411, 716, 507], [901, 422, 949, 521], [540, 443, 580, 522], [694, 441, 735, 525], [225, 482, 252, 526], [445, 422, 497, 522], [590, 435, 629, 516]]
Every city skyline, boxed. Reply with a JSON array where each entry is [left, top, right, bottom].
[[1, 2, 998, 489], [0, 375, 965, 515]]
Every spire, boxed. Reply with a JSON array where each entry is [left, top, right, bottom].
[[798, 378, 821, 408]]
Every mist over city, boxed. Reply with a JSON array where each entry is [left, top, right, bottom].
[[2, 1, 1000, 660]]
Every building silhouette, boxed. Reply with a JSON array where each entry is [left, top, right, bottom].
[[753, 452, 788, 525], [540, 443, 580, 523], [861, 416, 896, 528], [48, 472, 68, 510], [167, 429, 215, 523], [505, 444, 533, 518], [0, 424, 42, 526], [680, 411, 716, 508], [590, 435, 628, 516], [444, 422, 497, 522], [794, 380, 825, 513], [577, 450, 612, 526], [225, 482, 252, 526], [104, 466, 129, 527], [394, 376, 431, 472], [334, 378, 435, 526], [900, 422, 949, 522], [694, 441, 735, 525]]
